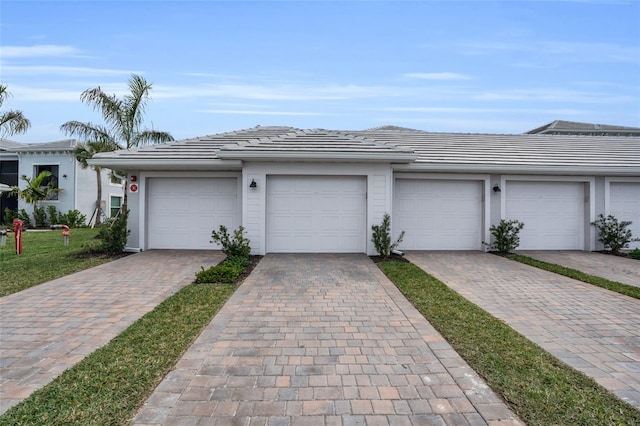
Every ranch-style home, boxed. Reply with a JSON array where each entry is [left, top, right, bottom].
[[89, 125, 640, 254]]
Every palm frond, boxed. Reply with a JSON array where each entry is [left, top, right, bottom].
[[0, 111, 31, 137], [133, 129, 174, 146], [60, 121, 116, 145]]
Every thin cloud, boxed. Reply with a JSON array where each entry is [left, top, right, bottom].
[[474, 88, 636, 104], [403, 72, 472, 81], [197, 109, 326, 116], [1, 44, 82, 58], [1, 65, 142, 77]]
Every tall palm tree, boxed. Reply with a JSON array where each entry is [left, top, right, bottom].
[[74, 140, 121, 226], [60, 74, 173, 211], [10, 171, 62, 227], [0, 84, 31, 137]]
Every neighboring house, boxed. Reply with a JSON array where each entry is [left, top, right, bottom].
[[526, 120, 640, 137], [0, 139, 124, 226], [89, 125, 640, 253]]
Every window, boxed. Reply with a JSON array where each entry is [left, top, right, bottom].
[[34, 164, 59, 200], [110, 195, 122, 217]]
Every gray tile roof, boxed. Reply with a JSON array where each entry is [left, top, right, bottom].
[[0, 139, 78, 152], [526, 120, 640, 136], [90, 125, 640, 175]]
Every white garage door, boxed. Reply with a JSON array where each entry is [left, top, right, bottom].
[[610, 182, 640, 250], [147, 177, 239, 249], [506, 181, 584, 250], [266, 176, 366, 253], [394, 179, 483, 250]]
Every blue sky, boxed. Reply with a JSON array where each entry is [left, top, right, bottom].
[[1, 0, 639, 143]]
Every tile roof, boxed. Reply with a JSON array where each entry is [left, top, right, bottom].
[[89, 125, 640, 175], [526, 120, 640, 136], [0, 139, 77, 152]]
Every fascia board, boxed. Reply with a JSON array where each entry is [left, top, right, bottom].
[[216, 150, 417, 163], [391, 163, 640, 176], [88, 158, 243, 171]]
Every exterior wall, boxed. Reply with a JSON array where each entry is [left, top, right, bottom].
[[605, 177, 640, 250], [242, 162, 393, 255]]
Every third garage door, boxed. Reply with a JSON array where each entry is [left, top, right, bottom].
[[266, 175, 367, 253], [506, 181, 584, 250], [394, 179, 483, 250]]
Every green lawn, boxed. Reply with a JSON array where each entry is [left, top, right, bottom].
[[378, 261, 640, 425], [0, 228, 114, 297], [507, 253, 640, 300]]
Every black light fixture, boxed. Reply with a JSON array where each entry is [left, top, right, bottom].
[[249, 179, 257, 188], [62, 174, 68, 178], [493, 184, 501, 192]]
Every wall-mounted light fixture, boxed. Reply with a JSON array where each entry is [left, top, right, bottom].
[[62, 174, 68, 178], [492, 184, 501, 192], [249, 179, 257, 188]]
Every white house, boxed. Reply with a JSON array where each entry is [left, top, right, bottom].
[[0, 139, 124, 226], [89, 126, 640, 253]]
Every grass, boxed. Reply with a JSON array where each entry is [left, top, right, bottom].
[[507, 253, 640, 300], [0, 282, 238, 425], [0, 228, 115, 297], [378, 261, 640, 425]]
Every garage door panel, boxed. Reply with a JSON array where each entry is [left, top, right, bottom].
[[506, 181, 583, 250], [610, 182, 640, 250], [267, 176, 366, 253], [147, 177, 239, 250], [394, 179, 483, 250]]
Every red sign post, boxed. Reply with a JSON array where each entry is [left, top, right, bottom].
[[12, 219, 24, 255]]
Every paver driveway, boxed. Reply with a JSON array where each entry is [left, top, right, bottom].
[[133, 254, 521, 425], [0, 250, 223, 415], [519, 250, 640, 288], [406, 251, 640, 409]]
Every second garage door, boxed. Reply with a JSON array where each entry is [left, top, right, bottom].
[[506, 181, 584, 250], [394, 179, 483, 250], [609, 181, 640, 250], [147, 177, 240, 249], [266, 175, 367, 253]]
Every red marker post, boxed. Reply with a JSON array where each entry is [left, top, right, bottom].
[[12, 219, 24, 255]]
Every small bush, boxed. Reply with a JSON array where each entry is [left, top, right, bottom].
[[99, 210, 129, 255], [371, 213, 405, 258], [591, 214, 638, 255], [4, 208, 33, 227], [195, 264, 241, 284], [33, 206, 48, 227], [485, 219, 525, 254], [627, 248, 640, 260], [47, 205, 60, 225], [59, 210, 87, 228], [210, 225, 251, 258], [225, 255, 250, 270]]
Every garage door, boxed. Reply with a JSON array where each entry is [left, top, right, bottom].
[[610, 182, 640, 250], [147, 177, 239, 249], [266, 175, 366, 253], [506, 181, 584, 250], [394, 179, 483, 250]]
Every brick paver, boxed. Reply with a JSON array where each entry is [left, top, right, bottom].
[[406, 251, 640, 409], [0, 250, 223, 415], [132, 254, 522, 425], [519, 250, 640, 287]]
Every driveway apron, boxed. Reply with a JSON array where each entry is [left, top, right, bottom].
[[0, 250, 223, 415], [132, 253, 521, 426], [406, 251, 640, 409], [518, 250, 640, 288]]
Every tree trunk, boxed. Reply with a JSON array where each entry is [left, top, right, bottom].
[[95, 168, 102, 226]]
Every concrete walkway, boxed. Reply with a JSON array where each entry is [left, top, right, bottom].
[[406, 251, 640, 409], [0, 250, 223, 415], [518, 250, 640, 287], [132, 254, 521, 425]]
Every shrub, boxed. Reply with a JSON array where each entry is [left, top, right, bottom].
[[99, 210, 129, 255], [47, 205, 60, 225], [4, 208, 33, 227], [58, 210, 87, 228], [371, 213, 405, 258], [225, 255, 250, 270], [195, 264, 241, 284], [591, 214, 638, 255], [210, 225, 251, 258], [485, 219, 525, 254], [33, 206, 48, 227], [628, 248, 640, 260]]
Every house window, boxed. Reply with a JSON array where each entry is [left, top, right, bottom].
[[34, 164, 59, 200], [110, 195, 122, 217]]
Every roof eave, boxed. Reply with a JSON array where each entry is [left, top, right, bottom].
[[392, 163, 640, 176], [217, 151, 417, 163], [88, 158, 243, 171]]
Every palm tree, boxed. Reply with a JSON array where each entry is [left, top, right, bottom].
[[60, 74, 173, 211], [0, 84, 31, 137], [10, 171, 62, 227], [74, 140, 121, 226]]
